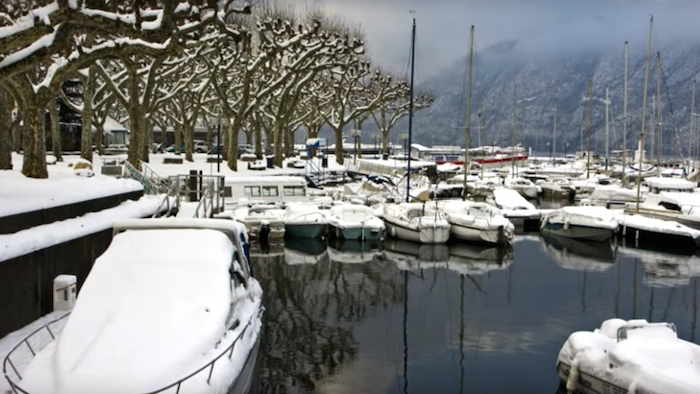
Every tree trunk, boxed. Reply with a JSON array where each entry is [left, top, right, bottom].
[[184, 122, 193, 162], [126, 106, 143, 169], [95, 123, 105, 156], [273, 122, 283, 167], [382, 127, 390, 158], [174, 124, 182, 155], [334, 128, 344, 164], [307, 123, 320, 139], [0, 86, 12, 169], [12, 110, 21, 153], [49, 99, 62, 162], [160, 125, 167, 146], [226, 121, 238, 171], [285, 128, 293, 158], [81, 69, 95, 161], [22, 102, 48, 178], [254, 118, 262, 159], [141, 120, 150, 163]]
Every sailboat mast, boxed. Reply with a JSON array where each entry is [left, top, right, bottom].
[[636, 16, 653, 213], [406, 16, 416, 203], [480, 94, 486, 179], [623, 40, 628, 172], [656, 53, 662, 166], [511, 85, 517, 175], [605, 85, 610, 171], [553, 102, 557, 166], [586, 78, 593, 179], [462, 25, 475, 201], [692, 79, 697, 169]]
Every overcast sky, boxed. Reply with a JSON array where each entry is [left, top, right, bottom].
[[290, 0, 700, 79]]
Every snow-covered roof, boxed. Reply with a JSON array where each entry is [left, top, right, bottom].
[[90, 116, 127, 133], [410, 143, 431, 151], [305, 138, 326, 147], [224, 175, 306, 185]]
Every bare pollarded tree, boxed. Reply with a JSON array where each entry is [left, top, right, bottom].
[[0, 0, 251, 177], [369, 72, 433, 157]]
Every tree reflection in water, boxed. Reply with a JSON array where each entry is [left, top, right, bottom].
[[254, 247, 403, 393]]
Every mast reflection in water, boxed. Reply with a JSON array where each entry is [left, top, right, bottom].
[[253, 235, 700, 394]]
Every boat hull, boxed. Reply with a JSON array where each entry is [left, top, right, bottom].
[[384, 219, 451, 244], [541, 222, 614, 242], [227, 335, 262, 394], [556, 361, 642, 394], [618, 223, 700, 251], [450, 223, 509, 245], [285, 223, 327, 239], [329, 224, 384, 242]]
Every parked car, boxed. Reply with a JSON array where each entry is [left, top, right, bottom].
[[165, 140, 209, 153]]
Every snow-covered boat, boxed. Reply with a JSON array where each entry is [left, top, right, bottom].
[[504, 176, 541, 198], [283, 204, 327, 239], [383, 202, 451, 244], [616, 213, 700, 251], [5, 219, 263, 394], [536, 177, 575, 198], [232, 203, 286, 240], [540, 206, 618, 242], [557, 318, 700, 394], [327, 205, 385, 242], [627, 177, 700, 230], [439, 200, 514, 245]]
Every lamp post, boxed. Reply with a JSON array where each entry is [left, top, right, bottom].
[[216, 113, 221, 172], [564, 143, 569, 160]]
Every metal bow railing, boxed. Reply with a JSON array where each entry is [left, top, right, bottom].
[[3, 308, 263, 394]]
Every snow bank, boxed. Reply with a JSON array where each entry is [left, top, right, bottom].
[[0, 163, 143, 217], [19, 229, 263, 394], [0, 196, 163, 262], [559, 318, 700, 394]]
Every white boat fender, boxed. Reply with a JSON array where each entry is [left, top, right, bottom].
[[563, 218, 570, 230], [566, 358, 581, 393]]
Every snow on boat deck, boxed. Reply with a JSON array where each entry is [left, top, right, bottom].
[[0, 195, 163, 262], [17, 229, 260, 394]]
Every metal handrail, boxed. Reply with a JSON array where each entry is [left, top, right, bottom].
[[3, 309, 263, 394], [3, 313, 71, 394]]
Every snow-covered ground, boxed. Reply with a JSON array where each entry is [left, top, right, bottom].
[[0, 195, 163, 262], [88, 152, 346, 179], [1, 154, 143, 218]]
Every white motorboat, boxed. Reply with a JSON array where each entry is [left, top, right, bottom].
[[232, 203, 286, 240], [383, 202, 451, 244], [536, 177, 575, 198], [283, 203, 327, 239], [326, 204, 385, 242], [5, 219, 263, 394], [504, 176, 541, 199], [540, 206, 619, 242], [439, 200, 514, 245], [557, 318, 700, 394], [627, 177, 700, 229]]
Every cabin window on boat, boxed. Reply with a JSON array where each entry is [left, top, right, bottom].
[[262, 186, 279, 197], [224, 186, 233, 198], [283, 185, 306, 196], [244, 186, 261, 197]]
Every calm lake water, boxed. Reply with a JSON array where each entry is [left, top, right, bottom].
[[251, 235, 700, 394]]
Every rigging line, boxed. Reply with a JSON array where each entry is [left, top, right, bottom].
[[658, 53, 687, 161]]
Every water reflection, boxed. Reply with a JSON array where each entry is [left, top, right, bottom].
[[253, 235, 700, 394], [541, 234, 616, 272]]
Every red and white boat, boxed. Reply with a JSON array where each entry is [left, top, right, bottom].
[[411, 144, 529, 168]]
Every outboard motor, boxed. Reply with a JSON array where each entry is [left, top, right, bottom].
[[259, 220, 271, 254]]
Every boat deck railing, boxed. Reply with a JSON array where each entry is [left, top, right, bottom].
[[3, 309, 262, 394]]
